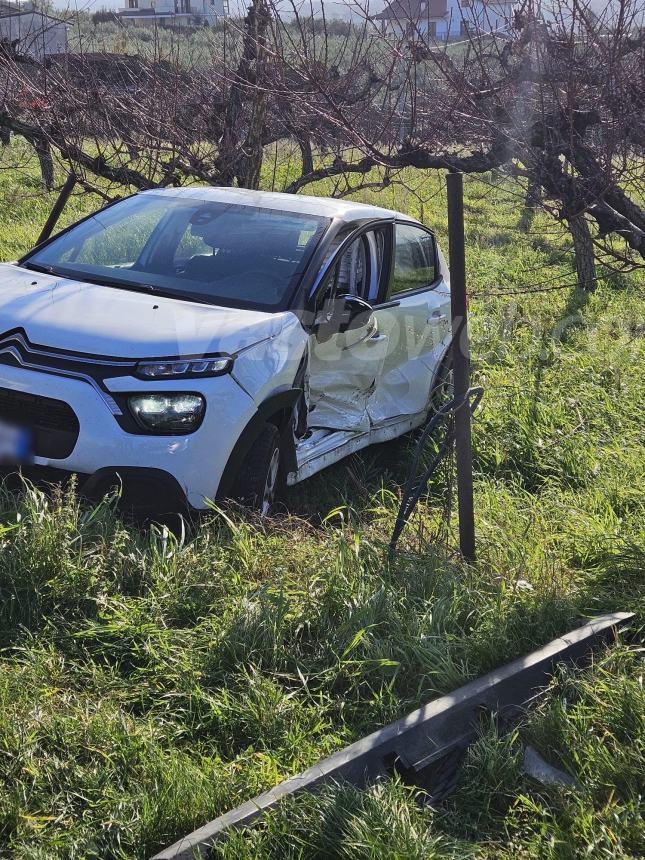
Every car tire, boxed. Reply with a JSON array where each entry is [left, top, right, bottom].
[[232, 422, 283, 516]]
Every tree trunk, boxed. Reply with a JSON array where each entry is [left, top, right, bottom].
[[216, 0, 270, 189], [568, 214, 596, 291], [25, 133, 54, 190], [296, 131, 314, 177], [519, 178, 540, 232], [238, 94, 267, 190]]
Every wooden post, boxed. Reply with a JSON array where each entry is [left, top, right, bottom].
[[446, 171, 476, 562], [36, 172, 76, 246]]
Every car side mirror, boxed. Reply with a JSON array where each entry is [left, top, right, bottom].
[[337, 294, 374, 332], [315, 294, 374, 342]]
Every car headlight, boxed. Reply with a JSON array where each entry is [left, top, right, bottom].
[[135, 357, 232, 379], [128, 393, 205, 433]]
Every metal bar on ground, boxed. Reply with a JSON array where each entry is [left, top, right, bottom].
[[151, 612, 633, 860], [446, 170, 476, 562], [36, 172, 76, 246]]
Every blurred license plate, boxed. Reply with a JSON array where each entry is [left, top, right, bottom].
[[0, 419, 33, 465]]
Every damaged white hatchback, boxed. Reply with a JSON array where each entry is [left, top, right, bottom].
[[0, 187, 452, 514]]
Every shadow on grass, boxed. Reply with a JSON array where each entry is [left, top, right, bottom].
[[283, 436, 410, 521], [282, 428, 453, 527]]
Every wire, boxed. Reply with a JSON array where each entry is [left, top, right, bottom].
[[471, 278, 582, 297], [389, 386, 484, 555]]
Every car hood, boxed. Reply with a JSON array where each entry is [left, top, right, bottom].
[[0, 264, 289, 358]]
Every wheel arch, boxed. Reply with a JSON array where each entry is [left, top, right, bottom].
[[216, 388, 301, 500]]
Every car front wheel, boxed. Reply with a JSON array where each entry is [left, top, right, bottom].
[[232, 422, 283, 516]]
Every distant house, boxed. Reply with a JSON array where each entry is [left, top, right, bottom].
[[118, 0, 227, 27], [374, 0, 516, 40], [0, 0, 67, 61]]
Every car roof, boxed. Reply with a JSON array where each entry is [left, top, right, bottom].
[[143, 186, 416, 225]]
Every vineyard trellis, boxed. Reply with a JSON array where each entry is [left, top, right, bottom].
[[0, 0, 642, 289]]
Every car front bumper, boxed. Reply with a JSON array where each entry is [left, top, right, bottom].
[[0, 362, 256, 510]]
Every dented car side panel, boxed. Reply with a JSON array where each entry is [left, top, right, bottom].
[[229, 312, 308, 404]]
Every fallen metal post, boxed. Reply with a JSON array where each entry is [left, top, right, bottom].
[[36, 172, 76, 246], [151, 612, 633, 860], [446, 171, 476, 562]]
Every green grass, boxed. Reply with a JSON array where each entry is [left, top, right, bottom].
[[0, 145, 643, 858]]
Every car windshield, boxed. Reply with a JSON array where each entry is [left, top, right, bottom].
[[23, 194, 330, 311]]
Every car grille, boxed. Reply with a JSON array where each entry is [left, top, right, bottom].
[[0, 387, 80, 459]]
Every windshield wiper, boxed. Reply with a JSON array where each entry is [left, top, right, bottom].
[[20, 261, 225, 307], [72, 274, 163, 295], [21, 261, 159, 294], [21, 261, 57, 275], [79, 277, 223, 306]]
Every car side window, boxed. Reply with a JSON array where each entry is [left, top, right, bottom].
[[391, 224, 437, 295], [174, 225, 213, 262], [318, 234, 371, 307], [58, 202, 167, 268], [334, 235, 370, 299]]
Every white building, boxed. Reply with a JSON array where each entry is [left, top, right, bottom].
[[0, 1, 67, 61], [374, 0, 516, 40], [118, 0, 226, 27]]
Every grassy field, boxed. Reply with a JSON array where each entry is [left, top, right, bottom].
[[0, 148, 643, 859]]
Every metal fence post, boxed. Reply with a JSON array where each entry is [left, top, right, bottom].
[[446, 170, 476, 562]]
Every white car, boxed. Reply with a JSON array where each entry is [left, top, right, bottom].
[[0, 187, 452, 514]]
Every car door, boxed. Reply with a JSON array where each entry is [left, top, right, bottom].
[[306, 228, 390, 434], [368, 222, 451, 425]]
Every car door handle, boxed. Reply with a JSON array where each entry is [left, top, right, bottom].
[[342, 332, 387, 351]]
